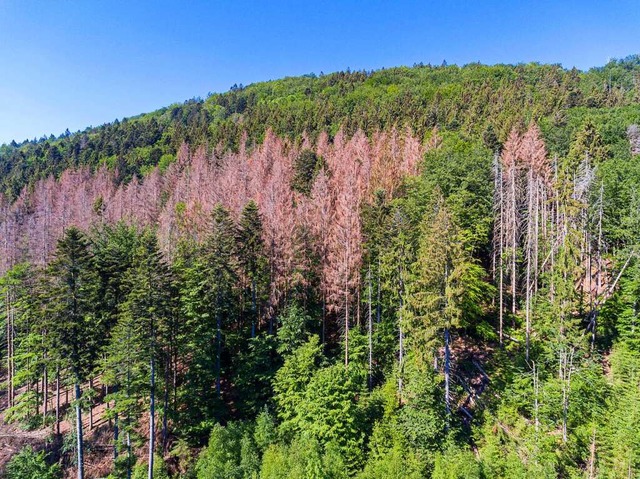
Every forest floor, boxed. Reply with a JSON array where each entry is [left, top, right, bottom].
[[0, 378, 50, 473], [0, 374, 115, 477]]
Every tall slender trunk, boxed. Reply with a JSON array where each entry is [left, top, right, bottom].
[[321, 295, 326, 345], [216, 288, 222, 396], [162, 352, 169, 454], [510, 165, 517, 316], [398, 271, 405, 394], [148, 310, 157, 479], [216, 310, 222, 396], [344, 289, 349, 367], [89, 377, 93, 430], [344, 235, 351, 368], [499, 256, 504, 345], [444, 328, 451, 428], [127, 430, 132, 479], [561, 347, 574, 444], [376, 257, 381, 324], [55, 366, 60, 435], [533, 361, 539, 433], [251, 278, 257, 338], [593, 184, 604, 349], [494, 153, 505, 345], [75, 380, 85, 479], [114, 411, 119, 460], [43, 365, 48, 427], [525, 169, 534, 361], [368, 266, 373, 391], [444, 264, 451, 429], [148, 355, 155, 479], [6, 289, 13, 408], [588, 427, 597, 479]]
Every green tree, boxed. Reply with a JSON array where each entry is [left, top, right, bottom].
[[566, 118, 608, 172], [292, 149, 324, 194], [120, 231, 175, 477], [405, 194, 490, 421], [179, 205, 238, 437], [5, 446, 61, 479], [272, 336, 323, 439], [44, 227, 100, 479], [236, 200, 268, 338]]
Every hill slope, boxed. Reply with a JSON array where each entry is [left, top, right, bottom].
[[1, 56, 640, 478]]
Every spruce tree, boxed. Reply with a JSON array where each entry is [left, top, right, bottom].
[[44, 227, 100, 479], [405, 194, 489, 423], [236, 200, 268, 338], [179, 205, 238, 435], [118, 230, 174, 479]]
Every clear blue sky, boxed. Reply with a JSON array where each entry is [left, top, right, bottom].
[[1, 0, 638, 144]]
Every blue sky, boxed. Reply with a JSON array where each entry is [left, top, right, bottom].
[[0, 0, 638, 144]]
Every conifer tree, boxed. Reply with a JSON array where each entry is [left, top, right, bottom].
[[179, 204, 238, 433], [405, 194, 489, 422], [118, 231, 174, 479], [44, 227, 100, 479], [236, 200, 268, 338]]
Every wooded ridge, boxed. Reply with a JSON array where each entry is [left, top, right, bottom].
[[2, 56, 640, 478]]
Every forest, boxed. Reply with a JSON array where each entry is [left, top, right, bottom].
[[1, 56, 640, 478]]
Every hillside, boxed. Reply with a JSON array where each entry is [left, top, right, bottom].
[[1, 57, 640, 478]]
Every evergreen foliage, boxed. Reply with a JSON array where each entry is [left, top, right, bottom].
[[3, 57, 640, 477]]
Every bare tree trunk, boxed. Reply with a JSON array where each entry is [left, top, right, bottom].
[[35, 370, 39, 417], [216, 293, 222, 397], [377, 257, 381, 324], [344, 236, 351, 368], [356, 288, 361, 328], [510, 164, 518, 316], [89, 377, 93, 430], [533, 361, 539, 432], [251, 278, 256, 338], [344, 288, 349, 368], [593, 184, 605, 349], [588, 427, 597, 479], [493, 154, 505, 345], [398, 270, 405, 394], [148, 355, 155, 479], [525, 169, 534, 361], [321, 295, 326, 345], [113, 382, 119, 461], [444, 328, 451, 428], [6, 289, 13, 408], [43, 365, 48, 427], [561, 347, 574, 444], [127, 430, 132, 479], [162, 352, 170, 454], [75, 380, 85, 479], [368, 266, 373, 391], [55, 366, 60, 435]]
